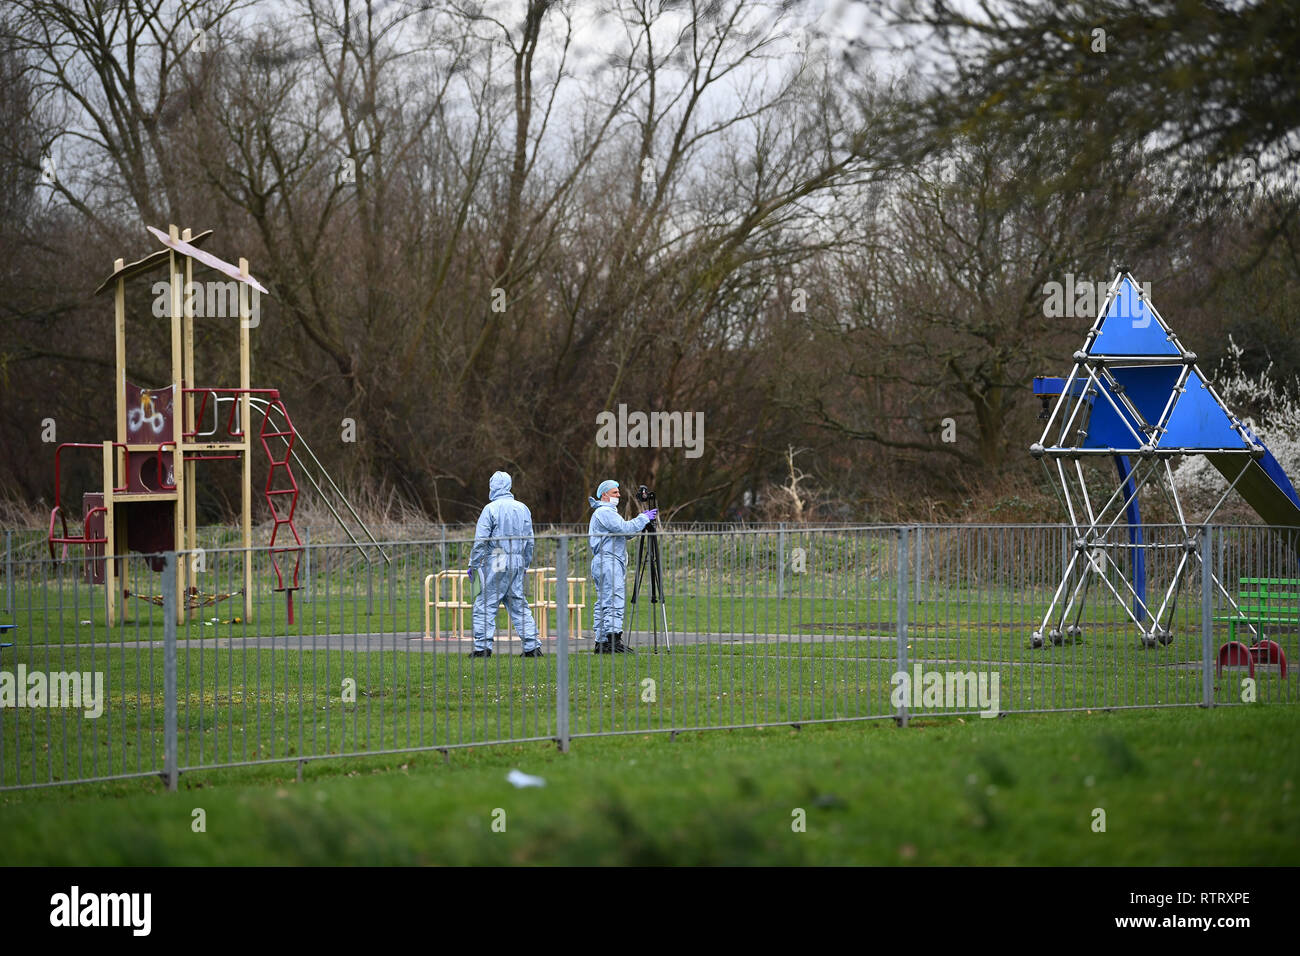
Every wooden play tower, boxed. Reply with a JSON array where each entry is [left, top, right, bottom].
[[48, 225, 303, 624]]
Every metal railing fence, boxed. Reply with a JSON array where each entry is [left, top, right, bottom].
[[2, 523, 1295, 789]]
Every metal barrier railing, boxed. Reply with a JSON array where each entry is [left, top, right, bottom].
[[424, 570, 473, 640], [2, 523, 1295, 790], [532, 567, 587, 641], [422, 567, 587, 642]]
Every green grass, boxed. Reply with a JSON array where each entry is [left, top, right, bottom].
[[3, 636, 1294, 788], [1, 706, 1296, 865], [3, 525, 1206, 644], [5, 539, 1296, 791], [2, 570, 1263, 645]]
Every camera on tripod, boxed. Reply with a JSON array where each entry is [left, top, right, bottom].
[[628, 483, 669, 651]]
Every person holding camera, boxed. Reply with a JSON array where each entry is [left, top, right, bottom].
[[587, 479, 657, 653], [467, 471, 542, 658]]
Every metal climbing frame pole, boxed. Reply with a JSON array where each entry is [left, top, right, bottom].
[[240, 271, 253, 621]]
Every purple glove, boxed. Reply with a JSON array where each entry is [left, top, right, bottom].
[[466, 567, 476, 587], [643, 508, 659, 522]]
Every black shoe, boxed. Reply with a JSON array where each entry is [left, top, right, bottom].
[[612, 631, 633, 654], [470, 649, 492, 657], [593, 635, 614, 654], [521, 647, 543, 657]]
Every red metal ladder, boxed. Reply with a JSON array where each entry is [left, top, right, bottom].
[[259, 393, 303, 624]]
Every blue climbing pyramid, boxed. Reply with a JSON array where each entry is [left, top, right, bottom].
[[1079, 277, 1251, 451], [1039, 271, 1300, 545]]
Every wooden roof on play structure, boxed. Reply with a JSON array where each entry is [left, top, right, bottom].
[[93, 227, 269, 297]]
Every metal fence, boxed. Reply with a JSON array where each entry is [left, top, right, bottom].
[[2, 523, 1296, 789]]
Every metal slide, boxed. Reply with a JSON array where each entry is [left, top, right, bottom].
[[1207, 445, 1300, 557], [246, 396, 391, 565]]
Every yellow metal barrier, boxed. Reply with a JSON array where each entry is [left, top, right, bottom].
[[530, 566, 586, 640], [424, 570, 472, 640], [423, 567, 587, 641]]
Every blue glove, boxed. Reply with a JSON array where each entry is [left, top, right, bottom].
[[466, 567, 476, 587], [643, 508, 659, 522]]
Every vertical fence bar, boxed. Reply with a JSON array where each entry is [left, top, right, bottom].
[[777, 522, 785, 602], [914, 525, 922, 605], [388, 551, 396, 616], [163, 551, 179, 791], [896, 526, 909, 727], [1201, 524, 1214, 708], [1216, 528, 1223, 611], [556, 536, 570, 752]]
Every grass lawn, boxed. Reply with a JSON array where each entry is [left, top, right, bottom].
[[4, 635, 1291, 787], [6, 574, 1284, 675], [4, 526, 1237, 645], [0, 705, 1296, 865]]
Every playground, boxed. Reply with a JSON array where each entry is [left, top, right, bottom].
[[4, 0, 1299, 879], [1, 238, 1297, 813]]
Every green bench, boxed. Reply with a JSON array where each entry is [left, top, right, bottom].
[[1215, 578, 1300, 641], [1214, 577, 1295, 678]]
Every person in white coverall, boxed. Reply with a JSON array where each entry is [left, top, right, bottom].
[[468, 471, 542, 657], [587, 479, 657, 653]]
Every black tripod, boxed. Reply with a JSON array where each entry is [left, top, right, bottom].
[[629, 486, 671, 653]]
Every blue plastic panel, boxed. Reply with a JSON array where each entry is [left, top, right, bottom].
[[1158, 370, 1248, 450], [1081, 376, 1146, 449], [1109, 365, 1183, 429], [1086, 278, 1181, 357]]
